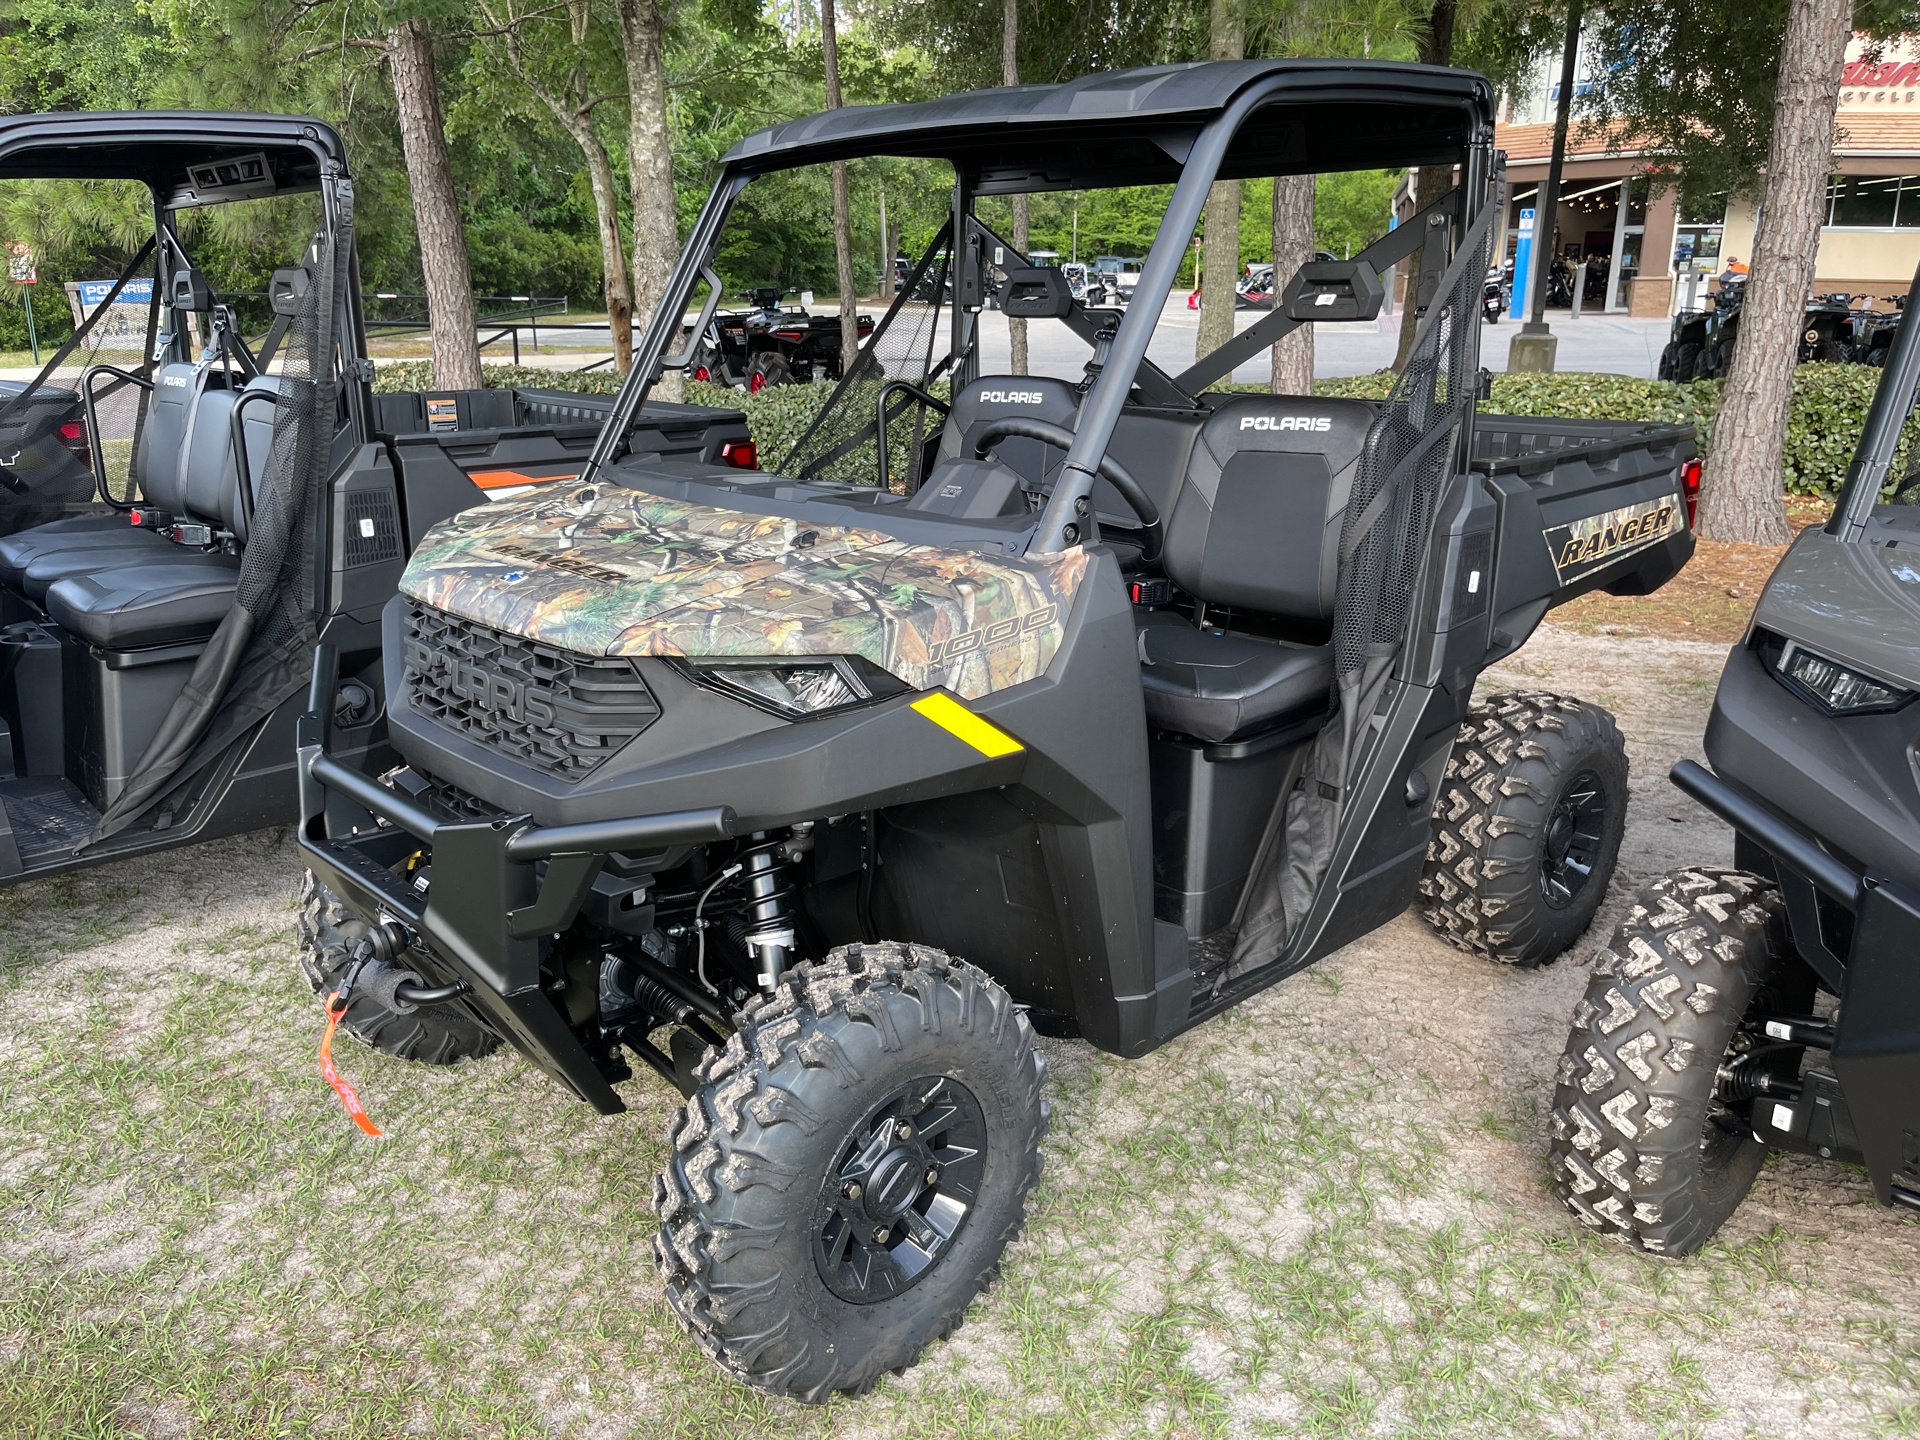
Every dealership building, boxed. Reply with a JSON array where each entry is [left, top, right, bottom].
[[1492, 35, 1920, 317]]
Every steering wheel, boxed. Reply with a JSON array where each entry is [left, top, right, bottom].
[[971, 416, 1162, 562]]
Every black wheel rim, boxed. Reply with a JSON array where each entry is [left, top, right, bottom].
[[813, 1074, 987, 1305], [1540, 768, 1607, 909]]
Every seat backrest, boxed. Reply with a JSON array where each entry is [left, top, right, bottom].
[[935, 375, 1082, 488], [138, 361, 206, 512], [176, 373, 282, 543], [1159, 395, 1378, 621]]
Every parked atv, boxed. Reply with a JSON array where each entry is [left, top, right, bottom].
[[297, 59, 1697, 1402], [1851, 293, 1906, 367], [691, 287, 874, 391], [1659, 281, 1858, 380], [1551, 258, 1920, 1254]]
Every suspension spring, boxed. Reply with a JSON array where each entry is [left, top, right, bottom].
[[739, 826, 808, 991]]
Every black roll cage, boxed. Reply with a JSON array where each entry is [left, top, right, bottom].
[[580, 65, 1498, 556], [1832, 257, 1920, 539], [0, 114, 375, 452]]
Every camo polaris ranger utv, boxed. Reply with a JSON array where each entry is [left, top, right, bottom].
[[1549, 258, 1920, 1256], [296, 60, 1699, 1399]]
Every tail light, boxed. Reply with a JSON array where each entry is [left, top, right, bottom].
[[773, 329, 805, 342], [56, 417, 91, 471], [720, 440, 758, 470], [1680, 457, 1702, 528]]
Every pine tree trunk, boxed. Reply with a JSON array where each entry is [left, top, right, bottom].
[[1004, 0, 1028, 376], [821, 0, 860, 370], [1270, 172, 1315, 394], [617, 0, 680, 397], [1393, 0, 1458, 370], [1194, 0, 1246, 361], [386, 18, 482, 392], [582, 136, 635, 374], [1699, 0, 1852, 543]]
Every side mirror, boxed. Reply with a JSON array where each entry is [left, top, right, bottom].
[[169, 268, 213, 313], [1281, 261, 1385, 322], [999, 266, 1074, 319], [268, 266, 313, 317]]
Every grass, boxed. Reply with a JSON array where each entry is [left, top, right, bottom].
[[4, 741, 1920, 1432]]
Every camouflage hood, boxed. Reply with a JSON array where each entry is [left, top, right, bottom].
[[398, 485, 1089, 700]]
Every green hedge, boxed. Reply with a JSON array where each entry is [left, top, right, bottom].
[[374, 360, 1914, 497]]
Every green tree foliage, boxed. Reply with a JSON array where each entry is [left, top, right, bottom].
[[0, 0, 1563, 327], [1579, 0, 1920, 203]]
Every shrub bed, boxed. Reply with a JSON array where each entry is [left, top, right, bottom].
[[374, 360, 1914, 496]]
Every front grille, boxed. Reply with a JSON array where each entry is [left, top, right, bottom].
[[403, 603, 660, 780]]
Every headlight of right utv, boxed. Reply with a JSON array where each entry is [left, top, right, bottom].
[[1771, 637, 1915, 715], [673, 655, 908, 719]]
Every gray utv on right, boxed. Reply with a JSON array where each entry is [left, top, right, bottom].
[[1551, 260, 1920, 1255]]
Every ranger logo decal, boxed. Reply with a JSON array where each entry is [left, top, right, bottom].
[[1545, 494, 1681, 584]]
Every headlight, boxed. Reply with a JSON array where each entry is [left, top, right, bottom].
[[1774, 639, 1914, 714], [675, 655, 908, 719]]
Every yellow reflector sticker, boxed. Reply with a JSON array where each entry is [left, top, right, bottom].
[[911, 692, 1024, 758]]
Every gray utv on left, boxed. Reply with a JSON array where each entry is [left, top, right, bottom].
[[0, 113, 744, 976]]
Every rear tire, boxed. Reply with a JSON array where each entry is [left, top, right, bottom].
[[295, 871, 501, 1064], [1419, 692, 1628, 966], [654, 942, 1047, 1402], [1549, 869, 1815, 1255], [1674, 342, 1702, 380], [748, 352, 793, 392]]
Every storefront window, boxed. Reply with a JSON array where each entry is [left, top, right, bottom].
[[1830, 175, 1902, 227], [1824, 175, 1920, 228], [1678, 190, 1726, 225]]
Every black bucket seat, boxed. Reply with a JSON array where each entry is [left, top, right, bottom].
[[1136, 395, 1377, 744], [935, 375, 1082, 491]]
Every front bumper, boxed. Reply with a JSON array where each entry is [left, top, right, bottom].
[[296, 643, 734, 1114], [1671, 757, 1920, 1209]]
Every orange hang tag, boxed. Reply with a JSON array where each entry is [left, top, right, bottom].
[[320, 994, 384, 1137]]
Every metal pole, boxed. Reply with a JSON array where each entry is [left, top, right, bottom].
[[1527, 0, 1584, 330], [1605, 176, 1630, 312], [22, 286, 37, 364]]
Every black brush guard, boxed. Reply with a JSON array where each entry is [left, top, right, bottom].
[[296, 643, 734, 1114]]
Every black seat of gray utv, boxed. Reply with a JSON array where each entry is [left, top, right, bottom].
[[2, 363, 276, 641], [1134, 395, 1375, 745]]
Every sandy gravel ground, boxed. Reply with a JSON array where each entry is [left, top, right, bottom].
[[1, 622, 1915, 1438]]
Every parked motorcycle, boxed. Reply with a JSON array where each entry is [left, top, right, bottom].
[[1483, 265, 1510, 324]]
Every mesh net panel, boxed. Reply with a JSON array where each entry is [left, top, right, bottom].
[[85, 214, 346, 847], [1228, 207, 1492, 977], [781, 236, 952, 491], [1331, 215, 1490, 685]]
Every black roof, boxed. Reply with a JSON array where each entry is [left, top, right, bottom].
[[0, 112, 347, 200], [724, 60, 1494, 190]]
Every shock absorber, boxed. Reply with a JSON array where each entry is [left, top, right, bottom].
[[739, 824, 812, 990]]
